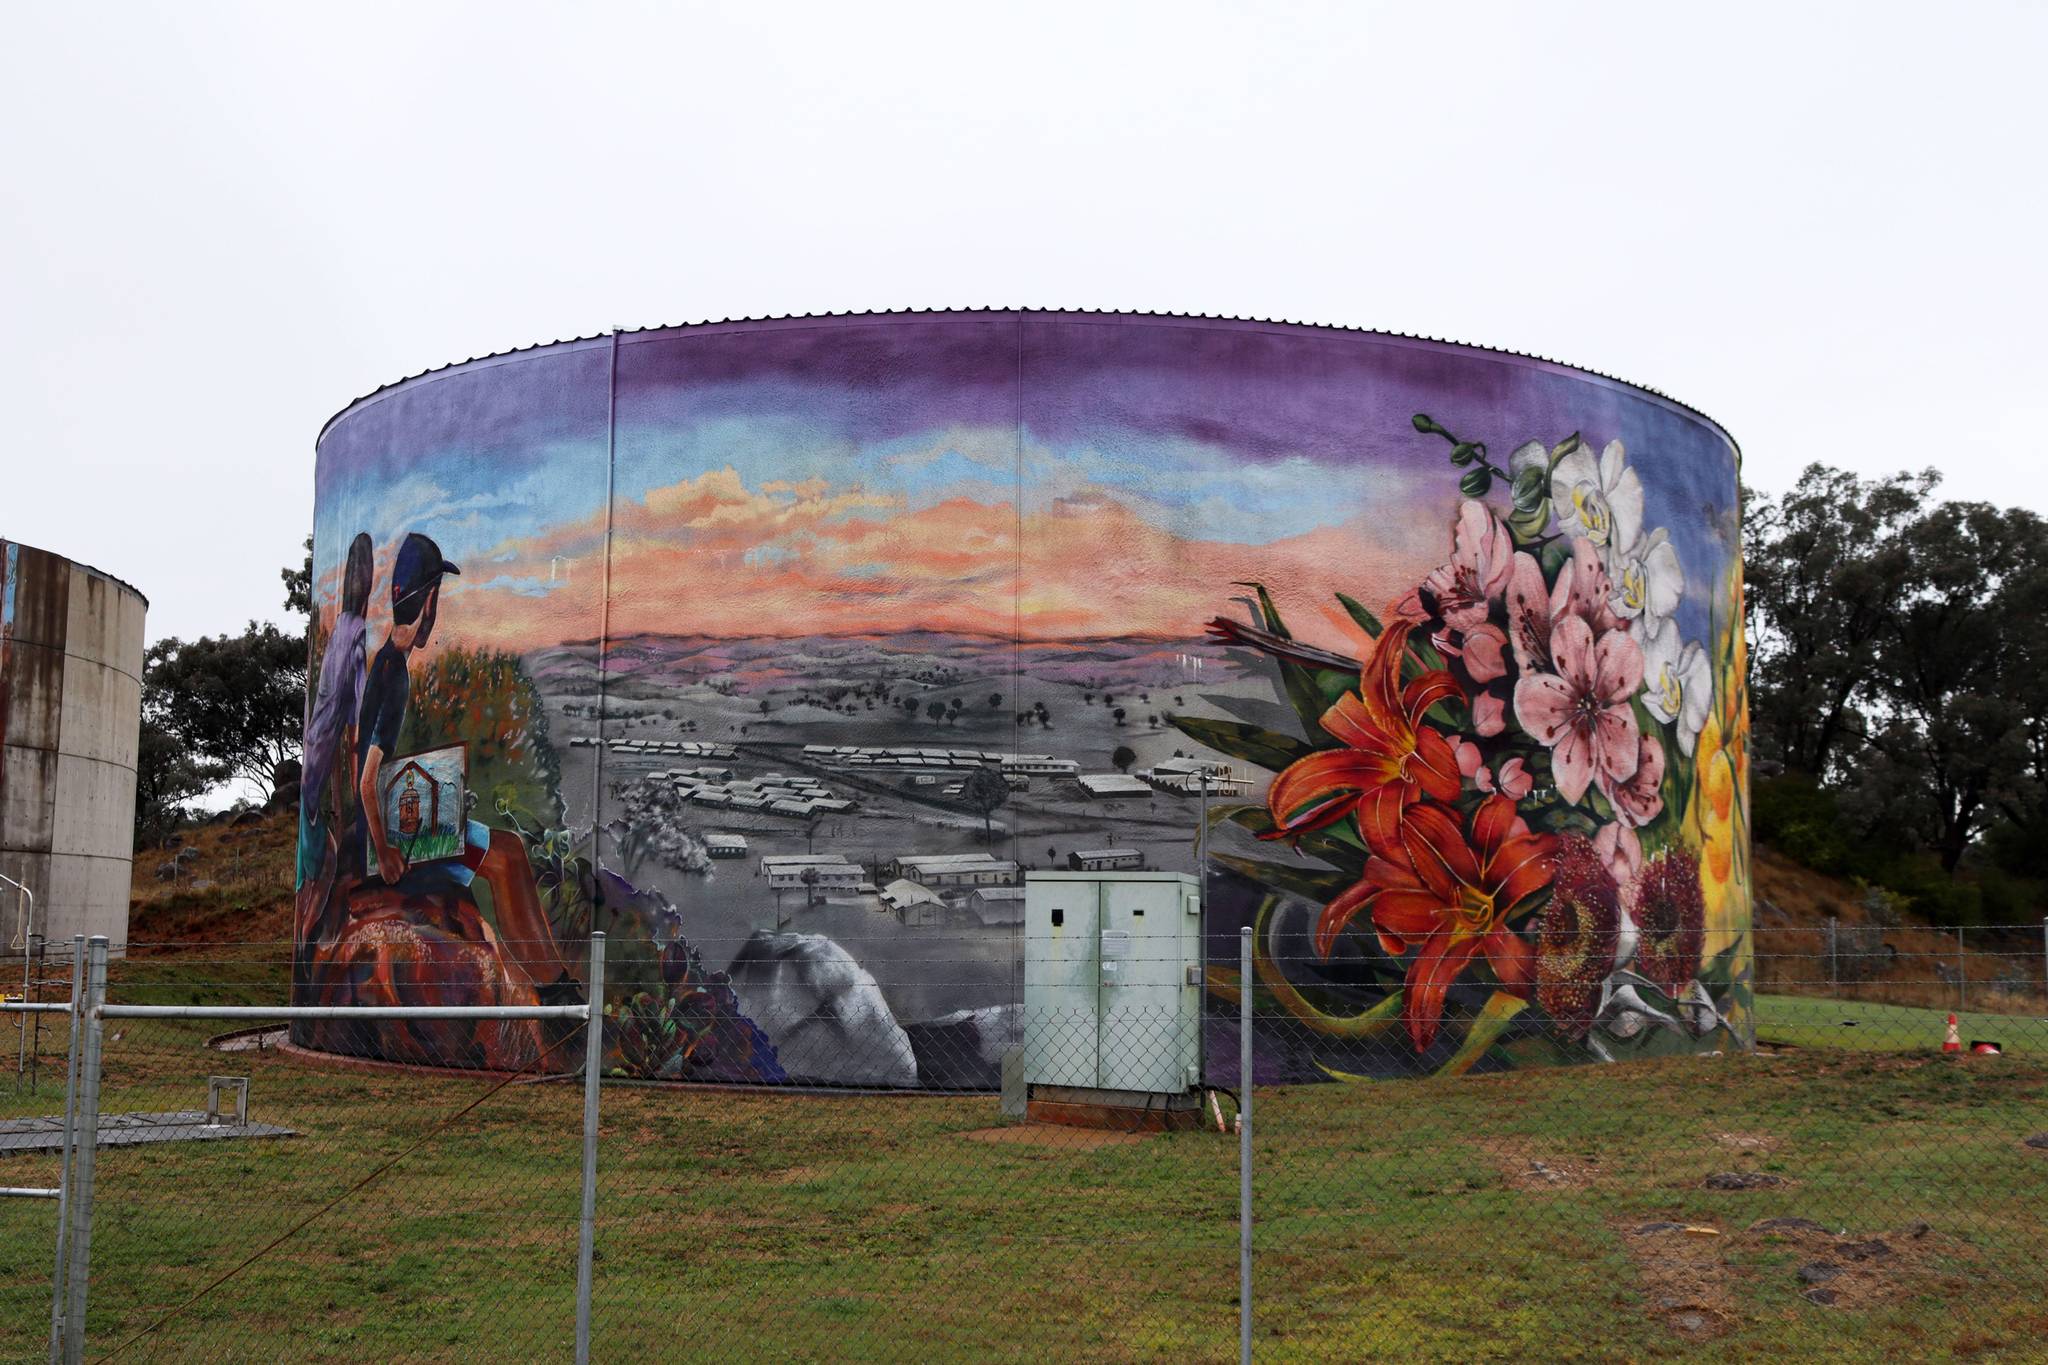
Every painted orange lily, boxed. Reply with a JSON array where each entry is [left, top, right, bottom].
[[1314, 795, 1558, 1052], [1262, 621, 1463, 854]]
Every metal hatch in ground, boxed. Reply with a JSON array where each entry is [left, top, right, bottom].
[[0, 1110, 296, 1153]]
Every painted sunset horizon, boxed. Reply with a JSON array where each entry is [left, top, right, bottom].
[[303, 313, 1749, 1087]]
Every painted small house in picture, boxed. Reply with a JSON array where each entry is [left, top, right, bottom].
[[395, 763, 437, 837], [369, 742, 469, 874]]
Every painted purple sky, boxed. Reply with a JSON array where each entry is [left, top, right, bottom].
[[313, 314, 1739, 653]]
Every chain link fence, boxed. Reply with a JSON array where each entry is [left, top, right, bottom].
[[1, 925, 2044, 1359]]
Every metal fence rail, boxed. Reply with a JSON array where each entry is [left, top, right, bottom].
[[1, 929, 2045, 1358], [5, 934, 607, 1364]]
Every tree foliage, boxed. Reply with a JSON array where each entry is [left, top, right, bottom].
[[281, 534, 313, 618], [1747, 466, 2048, 907], [143, 624, 307, 796], [132, 713, 227, 847]]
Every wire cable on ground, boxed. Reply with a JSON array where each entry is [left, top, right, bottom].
[[99, 1020, 592, 1360]]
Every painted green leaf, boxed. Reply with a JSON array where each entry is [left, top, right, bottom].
[[1311, 665, 1357, 710], [1437, 992, 1529, 1076], [1233, 580, 1290, 638], [1507, 501, 1551, 545], [1211, 852, 1353, 904], [1334, 593, 1384, 638], [1696, 940, 1744, 994], [1212, 803, 1367, 876], [1169, 716, 1317, 773], [1277, 659, 1338, 737], [1536, 804, 1598, 838]]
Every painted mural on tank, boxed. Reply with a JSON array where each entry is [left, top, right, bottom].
[[298, 313, 1750, 1086]]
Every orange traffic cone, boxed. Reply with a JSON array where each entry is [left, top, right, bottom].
[[1942, 1014, 1962, 1054]]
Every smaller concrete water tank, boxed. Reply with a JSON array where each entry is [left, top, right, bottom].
[[0, 540, 148, 955]]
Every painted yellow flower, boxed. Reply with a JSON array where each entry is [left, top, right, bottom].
[[1686, 560, 1750, 978]]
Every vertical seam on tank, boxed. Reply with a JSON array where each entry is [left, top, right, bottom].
[[594, 328, 620, 839], [1012, 317, 1025, 872]]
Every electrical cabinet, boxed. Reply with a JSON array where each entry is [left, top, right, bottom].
[[1021, 872, 1202, 1097]]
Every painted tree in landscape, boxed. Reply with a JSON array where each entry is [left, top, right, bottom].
[[961, 767, 1009, 844]]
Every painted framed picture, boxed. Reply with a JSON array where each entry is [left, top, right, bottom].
[[368, 742, 468, 875]]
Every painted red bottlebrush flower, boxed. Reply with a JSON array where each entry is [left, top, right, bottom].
[[1630, 851, 1706, 996], [1317, 795, 1557, 1052], [1262, 622, 1462, 854], [1536, 835, 1622, 1042]]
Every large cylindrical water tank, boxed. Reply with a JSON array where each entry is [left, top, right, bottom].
[[300, 311, 1750, 1085]]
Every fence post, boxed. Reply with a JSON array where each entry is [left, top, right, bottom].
[[575, 931, 605, 1365], [1825, 917, 1837, 997], [61, 935, 107, 1365], [1239, 924, 1252, 1365], [1957, 925, 1966, 1011], [45, 936, 84, 1365]]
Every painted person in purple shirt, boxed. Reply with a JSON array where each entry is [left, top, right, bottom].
[[295, 532, 374, 886]]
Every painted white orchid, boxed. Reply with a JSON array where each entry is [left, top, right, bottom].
[[1605, 525, 1683, 630], [1638, 617, 1713, 754], [1551, 438, 1643, 551]]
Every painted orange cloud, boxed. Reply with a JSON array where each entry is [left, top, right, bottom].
[[435, 464, 1446, 652]]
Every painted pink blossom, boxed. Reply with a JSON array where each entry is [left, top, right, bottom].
[[1593, 823, 1644, 891], [1461, 623, 1508, 683], [1505, 540, 1622, 675], [1471, 690, 1506, 737], [1402, 499, 1515, 632], [1512, 615, 1644, 805], [1454, 738, 1485, 781], [1453, 741, 1534, 801], [1505, 552, 1554, 672], [1489, 756, 1533, 800], [1551, 537, 1623, 635], [1603, 731, 1665, 828]]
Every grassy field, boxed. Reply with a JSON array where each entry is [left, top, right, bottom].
[[1756, 993, 2048, 1054], [3, 1017, 2045, 1362]]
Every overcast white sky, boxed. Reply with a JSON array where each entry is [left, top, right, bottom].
[[4, 2, 2044, 646]]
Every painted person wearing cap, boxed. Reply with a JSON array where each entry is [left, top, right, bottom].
[[355, 532, 459, 885], [296, 531, 375, 887], [337, 533, 575, 992]]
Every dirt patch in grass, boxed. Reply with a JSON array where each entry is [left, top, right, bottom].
[[960, 1125, 1147, 1150], [1712, 1130, 1779, 1154], [1618, 1219, 1735, 1340], [1744, 1216, 1972, 1309], [1485, 1144, 1612, 1192], [1701, 1171, 1795, 1191]]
